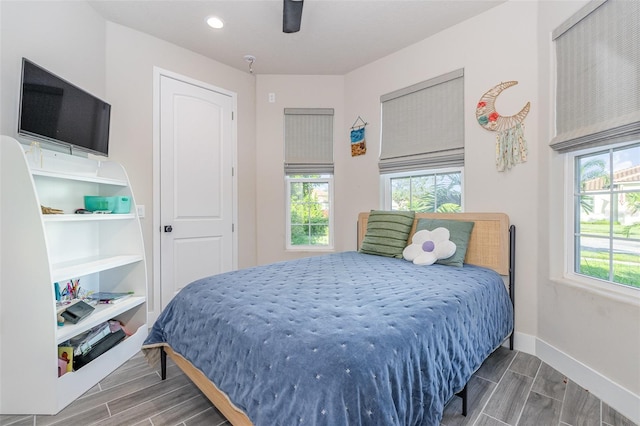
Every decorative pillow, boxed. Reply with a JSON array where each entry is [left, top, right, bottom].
[[359, 210, 415, 258], [403, 228, 457, 265], [416, 219, 474, 267]]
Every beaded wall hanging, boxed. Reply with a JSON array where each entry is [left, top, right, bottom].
[[476, 81, 530, 172]]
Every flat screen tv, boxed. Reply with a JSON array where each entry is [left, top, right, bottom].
[[18, 58, 111, 156]]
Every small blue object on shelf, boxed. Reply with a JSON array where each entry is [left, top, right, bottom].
[[84, 196, 115, 212], [84, 196, 131, 213], [112, 196, 131, 214]]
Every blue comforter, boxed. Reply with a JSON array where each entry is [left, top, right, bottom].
[[144, 252, 513, 425]]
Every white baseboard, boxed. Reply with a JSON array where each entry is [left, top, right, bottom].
[[512, 331, 536, 354], [530, 337, 640, 424]]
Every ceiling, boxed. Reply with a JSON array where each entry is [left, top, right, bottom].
[[88, 0, 505, 75]]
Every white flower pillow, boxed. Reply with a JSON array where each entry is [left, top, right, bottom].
[[402, 228, 457, 265]]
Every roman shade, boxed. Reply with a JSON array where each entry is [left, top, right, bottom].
[[284, 108, 334, 174], [550, 0, 640, 153], [379, 69, 464, 173]]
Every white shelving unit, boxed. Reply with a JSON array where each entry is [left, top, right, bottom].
[[0, 136, 148, 415]]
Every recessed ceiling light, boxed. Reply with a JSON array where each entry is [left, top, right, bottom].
[[206, 16, 224, 29]]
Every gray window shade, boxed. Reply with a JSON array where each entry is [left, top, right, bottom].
[[550, 0, 640, 153], [380, 69, 464, 173], [284, 108, 334, 174]]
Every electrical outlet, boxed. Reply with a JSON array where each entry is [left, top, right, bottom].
[[268, 93, 276, 103]]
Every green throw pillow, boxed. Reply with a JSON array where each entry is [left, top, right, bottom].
[[360, 210, 415, 258], [416, 219, 474, 267]]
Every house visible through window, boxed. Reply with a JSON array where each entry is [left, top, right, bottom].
[[284, 108, 334, 250], [573, 143, 640, 287]]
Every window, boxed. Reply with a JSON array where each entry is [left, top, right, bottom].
[[572, 143, 640, 288], [382, 168, 463, 212], [286, 175, 333, 249], [379, 70, 465, 212], [284, 108, 334, 250], [552, 0, 640, 290]]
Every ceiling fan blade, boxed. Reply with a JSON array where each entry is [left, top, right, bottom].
[[283, 0, 304, 33]]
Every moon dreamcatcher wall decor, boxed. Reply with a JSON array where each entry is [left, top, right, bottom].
[[476, 81, 530, 172]]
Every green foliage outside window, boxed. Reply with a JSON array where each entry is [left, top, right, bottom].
[[289, 178, 330, 246], [391, 172, 462, 213]]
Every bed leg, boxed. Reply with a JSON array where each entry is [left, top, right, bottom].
[[456, 384, 468, 416], [161, 347, 167, 380], [509, 224, 516, 352]]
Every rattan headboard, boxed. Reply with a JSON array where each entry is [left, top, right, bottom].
[[357, 212, 510, 275]]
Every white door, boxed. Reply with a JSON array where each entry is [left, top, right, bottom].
[[159, 74, 235, 309]]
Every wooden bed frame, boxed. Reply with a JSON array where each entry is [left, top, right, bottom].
[[357, 211, 511, 275], [158, 212, 516, 426]]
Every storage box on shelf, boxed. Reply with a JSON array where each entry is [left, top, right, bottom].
[[0, 136, 148, 415]]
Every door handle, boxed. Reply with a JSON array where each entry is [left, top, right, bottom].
[[164, 225, 173, 233]]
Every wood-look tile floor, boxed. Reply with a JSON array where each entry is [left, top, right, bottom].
[[1, 347, 636, 426]]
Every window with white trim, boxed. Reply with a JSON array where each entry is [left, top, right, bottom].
[[380, 70, 465, 211], [552, 0, 640, 289], [571, 143, 640, 287], [284, 108, 334, 250], [286, 175, 333, 249]]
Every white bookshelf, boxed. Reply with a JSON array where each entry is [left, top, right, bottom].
[[0, 136, 148, 415]]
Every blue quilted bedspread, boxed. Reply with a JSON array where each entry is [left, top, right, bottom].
[[144, 252, 513, 425]]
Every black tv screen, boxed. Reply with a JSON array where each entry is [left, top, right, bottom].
[[18, 58, 111, 156]]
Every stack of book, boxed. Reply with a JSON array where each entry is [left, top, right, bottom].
[[60, 321, 127, 371]]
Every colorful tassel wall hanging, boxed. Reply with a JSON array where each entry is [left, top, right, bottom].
[[476, 81, 530, 172]]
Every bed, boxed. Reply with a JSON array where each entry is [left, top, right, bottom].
[[143, 212, 515, 425]]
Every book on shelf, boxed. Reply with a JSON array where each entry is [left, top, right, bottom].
[[88, 291, 133, 304], [57, 346, 73, 376]]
